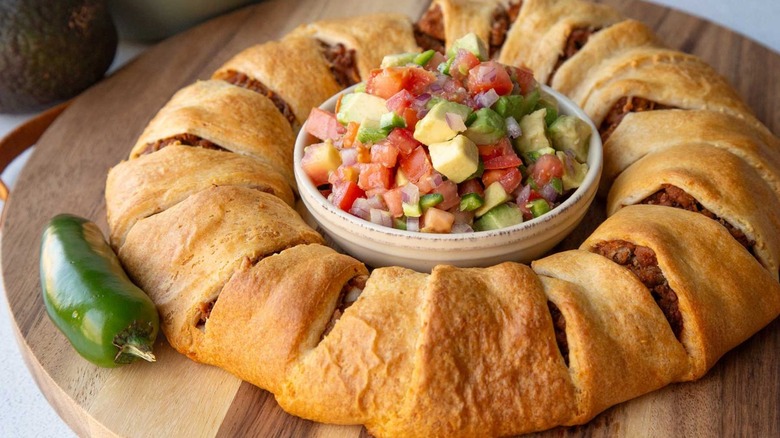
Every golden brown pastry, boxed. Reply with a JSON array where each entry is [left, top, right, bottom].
[[212, 34, 343, 126], [601, 109, 780, 196], [532, 251, 690, 423], [119, 185, 323, 358], [290, 13, 419, 80], [580, 205, 780, 380], [129, 79, 297, 188], [500, 0, 623, 78], [105, 145, 294, 250], [607, 143, 780, 279]]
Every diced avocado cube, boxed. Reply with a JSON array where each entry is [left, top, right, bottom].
[[357, 118, 389, 143], [380, 52, 417, 68], [474, 203, 523, 231], [447, 32, 489, 61], [420, 193, 444, 210], [514, 108, 551, 153], [465, 159, 485, 180], [492, 95, 523, 121], [413, 100, 473, 145], [556, 151, 589, 191], [393, 217, 407, 230], [414, 50, 436, 66], [463, 108, 506, 145], [426, 96, 444, 110], [535, 93, 559, 126], [402, 201, 422, 218], [428, 135, 479, 183], [337, 93, 388, 125], [527, 198, 551, 218], [379, 111, 406, 130], [518, 88, 540, 116], [549, 115, 591, 163], [459, 193, 485, 212], [475, 181, 511, 217]]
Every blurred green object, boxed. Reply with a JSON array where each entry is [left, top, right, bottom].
[[0, 0, 118, 114], [108, 0, 260, 42]]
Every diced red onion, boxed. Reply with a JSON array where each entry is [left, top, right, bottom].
[[451, 223, 474, 233], [539, 183, 559, 204], [414, 93, 431, 105], [430, 172, 444, 187], [406, 216, 420, 232], [451, 207, 474, 225], [350, 198, 371, 220], [475, 89, 500, 109], [505, 116, 522, 139], [515, 184, 531, 206], [429, 83, 443, 93], [401, 183, 419, 205], [340, 148, 358, 166], [445, 112, 467, 131], [369, 208, 393, 228], [366, 194, 386, 210]]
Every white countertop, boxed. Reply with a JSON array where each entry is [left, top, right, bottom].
[[1, 2, 778, 436]]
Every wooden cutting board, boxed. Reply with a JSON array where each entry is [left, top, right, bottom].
[[3, 0, 779, 436]]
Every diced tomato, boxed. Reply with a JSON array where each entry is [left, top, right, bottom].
[[386, 89, 414, 114], [386, 128, 420, 156], [358, 163, 393, 191], [415, 172, 437, 194], [370, 143, 399, 168], [529, 154, 564, 186], [483, 154, 523, 170], [399, 146, 433, 183], [458, 178, 485, 197], [331, 181, 365, 212], [425, 51, 447, 71], [467, 61, 513, 96], [482, 168, 522, 193], [432, 180, 460, 210], [365, 187, 389, 198], [382, 187, 405, 218], [301, 142, 342, 186], [356, 144, 371, 163], [366, 67, 437, 99], [343, 121, 360, 148], [498, 167, 523, 193], [304, 108, 346, 141], [421, 207, 455, 233], [402, 107, 419, 131], [450, 49, 480, 82], [528, 189, 543, 201], [506, 65, 537, 95], [328, 164, 359, 186]]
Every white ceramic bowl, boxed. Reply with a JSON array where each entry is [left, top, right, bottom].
[[294, 84, 602, 272]]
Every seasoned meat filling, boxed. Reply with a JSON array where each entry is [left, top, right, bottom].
[[319, 41, 360, 88], [594, 240, 683, 340], [219, 70, 296, 126], [641, 184, 756, 254], [547, 300, 569, 366], [321, 275, 368, 339], [599, 96, 673, 141], [415, 3, 445, 53], [140, 133, 227, 156], [415, 1, 523, 56], [548, 27, 598, 84], [196, 299, 216, 330]]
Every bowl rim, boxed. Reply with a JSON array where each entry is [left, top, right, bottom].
[[293, 83, 603, 242]]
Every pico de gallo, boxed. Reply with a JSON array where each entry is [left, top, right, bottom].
[[301, 33, 591, 233]]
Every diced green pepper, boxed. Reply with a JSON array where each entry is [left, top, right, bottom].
[[550, 177, 564, 195], [420, 193, 444, 210], [527, 198, 551, 217], [459, 193, 485, 212], [414, 50, 436, 66], [438, 57, 454, 75], [393, 217, 407, 230]]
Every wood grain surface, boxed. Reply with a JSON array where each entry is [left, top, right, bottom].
[[2, 0, 779, 437]]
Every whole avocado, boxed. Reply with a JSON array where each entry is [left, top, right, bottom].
[[0, 0, 117, 113]]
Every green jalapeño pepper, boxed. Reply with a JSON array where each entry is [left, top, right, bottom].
[[40, 214, 159, 367]]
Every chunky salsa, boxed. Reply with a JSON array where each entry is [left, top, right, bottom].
[[301, 33, 591, 233]]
